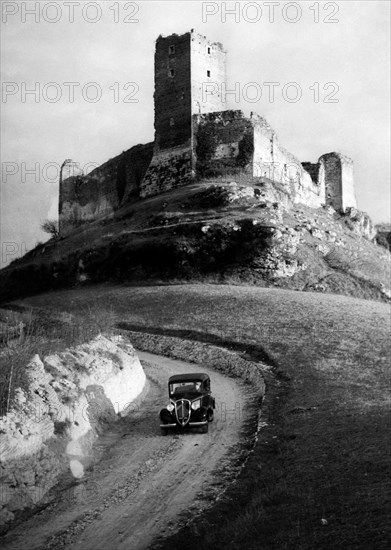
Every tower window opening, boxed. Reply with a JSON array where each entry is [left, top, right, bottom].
[[207, 47, 211, 54], [207, 70, 211, 77], [169, 45, 175, 54], [169, 69, 175, 77]]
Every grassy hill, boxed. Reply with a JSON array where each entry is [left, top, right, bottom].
[[14, 283, 391, 550], [0, 179, 389, 304]]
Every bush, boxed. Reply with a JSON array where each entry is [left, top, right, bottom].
[[41, 220, 59, 238], [376, 231, 391, 251]]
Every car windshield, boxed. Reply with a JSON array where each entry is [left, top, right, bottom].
[[170, 381, 202, 395]]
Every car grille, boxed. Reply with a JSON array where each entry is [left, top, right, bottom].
[[175, 399, 191, 426]]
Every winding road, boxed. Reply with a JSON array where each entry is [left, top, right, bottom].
[[2, 350, 251, 550]]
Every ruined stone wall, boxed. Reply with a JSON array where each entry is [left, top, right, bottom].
[[253, 115, 304, 185], [192, 110, 324, 209], [302, 162, 320, 184], [252, 115, 324, 208], [59, 143, 153, 235], [60, 173, 117, 236], [139, 145, 193, 198], [193, 110, 253, 177]]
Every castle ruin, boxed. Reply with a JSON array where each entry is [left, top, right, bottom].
[[59, 30, 357, 235]]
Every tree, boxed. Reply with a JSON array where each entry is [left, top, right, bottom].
[[41, 220, 59, 238]]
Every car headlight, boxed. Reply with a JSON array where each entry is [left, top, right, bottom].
[[167, 403, 174, 412], [191, 400, 201, 411]]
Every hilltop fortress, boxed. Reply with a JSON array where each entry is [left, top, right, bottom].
[[59, 30, 357, 235]]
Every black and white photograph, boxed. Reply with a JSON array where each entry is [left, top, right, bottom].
[[0, 1, 390, 549]]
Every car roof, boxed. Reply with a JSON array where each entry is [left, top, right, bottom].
[[168, 373, 210, 383]]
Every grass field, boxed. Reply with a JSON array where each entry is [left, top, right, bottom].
[[14, 284, 391, 549]]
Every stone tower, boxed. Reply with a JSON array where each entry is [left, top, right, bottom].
[[140, 30, 227, 197], [154, 30, 227, 149], [318, 152, 357, 212]]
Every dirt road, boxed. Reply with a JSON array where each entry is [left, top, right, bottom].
[[2, 350, 251, 550]]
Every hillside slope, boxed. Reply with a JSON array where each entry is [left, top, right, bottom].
[[15, 284, 391, 549], [1, 178, 389, 303]]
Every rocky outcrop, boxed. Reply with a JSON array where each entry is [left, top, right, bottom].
[[0, 335, 145, 526], [342, 207, 376, 240]]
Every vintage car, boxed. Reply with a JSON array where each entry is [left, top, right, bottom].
[[159, 373, 216, 434]]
